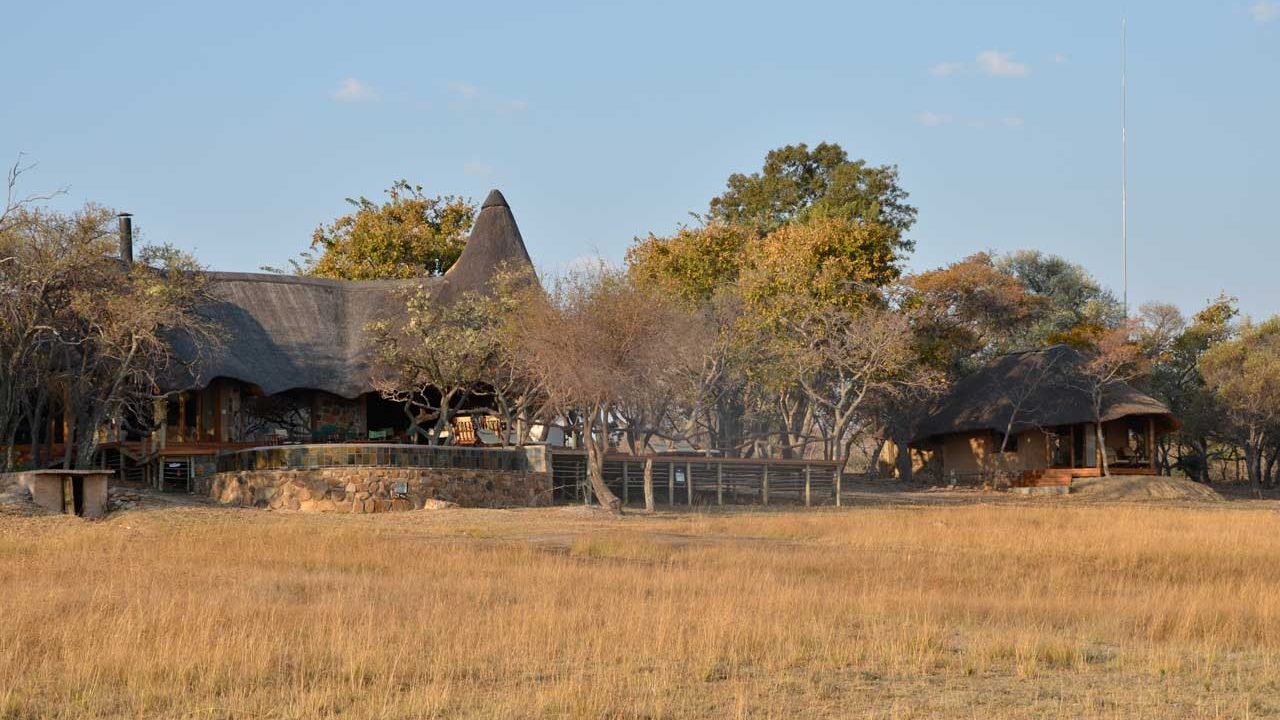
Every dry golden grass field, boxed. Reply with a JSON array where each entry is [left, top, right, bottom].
[[1, 493, 1279, 719]]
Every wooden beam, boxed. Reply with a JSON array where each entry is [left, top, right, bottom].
[[834, 468, 842, 507], [804, 465, 811, 507], [1069, 425, 1076, 468], [194, 389, 204, 441], [622, 461, 629, 506], [668, 462, 675, 508], [762, 463, 769, 506], [1148, 416, 1156, 473], [154, 398, 167, 451], [177, 393, 187, 444]]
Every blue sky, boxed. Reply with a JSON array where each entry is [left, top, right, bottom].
[[4, 1, 1277, 317]]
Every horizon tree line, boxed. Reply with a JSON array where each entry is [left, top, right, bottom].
[[4, 146, 1280, 500]]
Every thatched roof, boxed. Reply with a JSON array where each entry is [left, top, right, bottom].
[[911, 345, 1176, 445], [175, 189, 533, 398]]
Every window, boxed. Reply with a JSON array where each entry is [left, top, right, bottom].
[[996, 431, 1018, 453]]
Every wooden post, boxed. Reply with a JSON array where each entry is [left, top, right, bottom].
[[1068, 426, 1076, 468], [668, 462, 675, 507], [834, 467, 842, 507], [716, 463, 724, 506], [193, 390, 203, 441], [804, 465, 812, 507], [686, 461, 693, 507], [622, 461, 629, 506], [177, 393, 187, 444], [1147, 416, 1156, 473], [762, 463, 769, 506], [155, 398, 168, 451]]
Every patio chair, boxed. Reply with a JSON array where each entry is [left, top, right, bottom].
[[452, 416, 478, 446]]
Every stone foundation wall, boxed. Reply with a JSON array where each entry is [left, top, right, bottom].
[[203, 467, 550, 512]]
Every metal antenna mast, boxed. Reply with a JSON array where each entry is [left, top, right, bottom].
[[1122, 17, 1128, 316]]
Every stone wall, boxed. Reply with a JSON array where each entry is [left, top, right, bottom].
[[203, 466, 550, 512]]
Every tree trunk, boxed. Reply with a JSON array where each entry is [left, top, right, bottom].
[[1096, 422, 1109, 477], [894, 435, 914, 483], [1245, 427, 1265, 497], [643, 455, 655, 512], [31, 399, 46, 469], [583, 406, 621, 514], [3, 430, 14, 472], [866, 439, 885, 482], [62, 410, 75, 470]]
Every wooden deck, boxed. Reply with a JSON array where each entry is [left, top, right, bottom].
[[1016, 465, 1157, 487]]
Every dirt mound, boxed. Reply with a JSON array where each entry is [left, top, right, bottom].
[[1070, 475, 1223, 502]]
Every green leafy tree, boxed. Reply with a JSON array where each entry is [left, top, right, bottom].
[[625, 223, 752, 306], [903, 252, 1043, 372], [707, 142, 917, 250], [1137, 296, 1236, 479], [1199, 317, 1280, 494], [274, 181, 475, 280], [367, 286, 498, 445], [996, 250, 1125, 346]]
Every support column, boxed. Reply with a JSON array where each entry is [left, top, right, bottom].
[[686, 461, 693, 507], [668, 462, 675, 508], [1148, 416, 1156, 473], [804, 465, 812, 507], [622, 461, 629, 506], [834, 467, 842, 507], [177, 393, 187, 444]]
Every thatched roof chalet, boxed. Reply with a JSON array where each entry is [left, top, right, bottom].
[[176, 189, 533, 398], [910, 345, 1176, 446]]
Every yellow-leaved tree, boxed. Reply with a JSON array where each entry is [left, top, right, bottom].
[[269, 180, 475, 280]]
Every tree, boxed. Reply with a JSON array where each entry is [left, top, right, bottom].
[[625, 143, 920, 464], [1074, 322, 1147, 477], [274, 181, 475, 280], [513, 266, 699, 514], [0, 155, 63, 233], [1200, 317, 1280, 494], [480, 266, 550, 447], [996, 250, 1125, 347], [1, 204, 216, 470], [904, 252, 1042, 371], [1137, 296, 1236, 479], [707, 142, 917, 249], [367, 286, 498, 445], [789, 302, 941, 467], [625, 223, 752, 306]]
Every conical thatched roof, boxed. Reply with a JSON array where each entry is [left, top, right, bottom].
[[437, 189, 533, 295], [910, 345, 1176, 445], [175, 189, 534, 398]]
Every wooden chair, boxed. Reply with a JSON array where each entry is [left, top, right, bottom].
[[452, 416, 478, 446], [476, 416, 505, 446]]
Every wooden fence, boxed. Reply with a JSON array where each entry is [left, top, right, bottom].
[[549, 450, 844, 508]]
